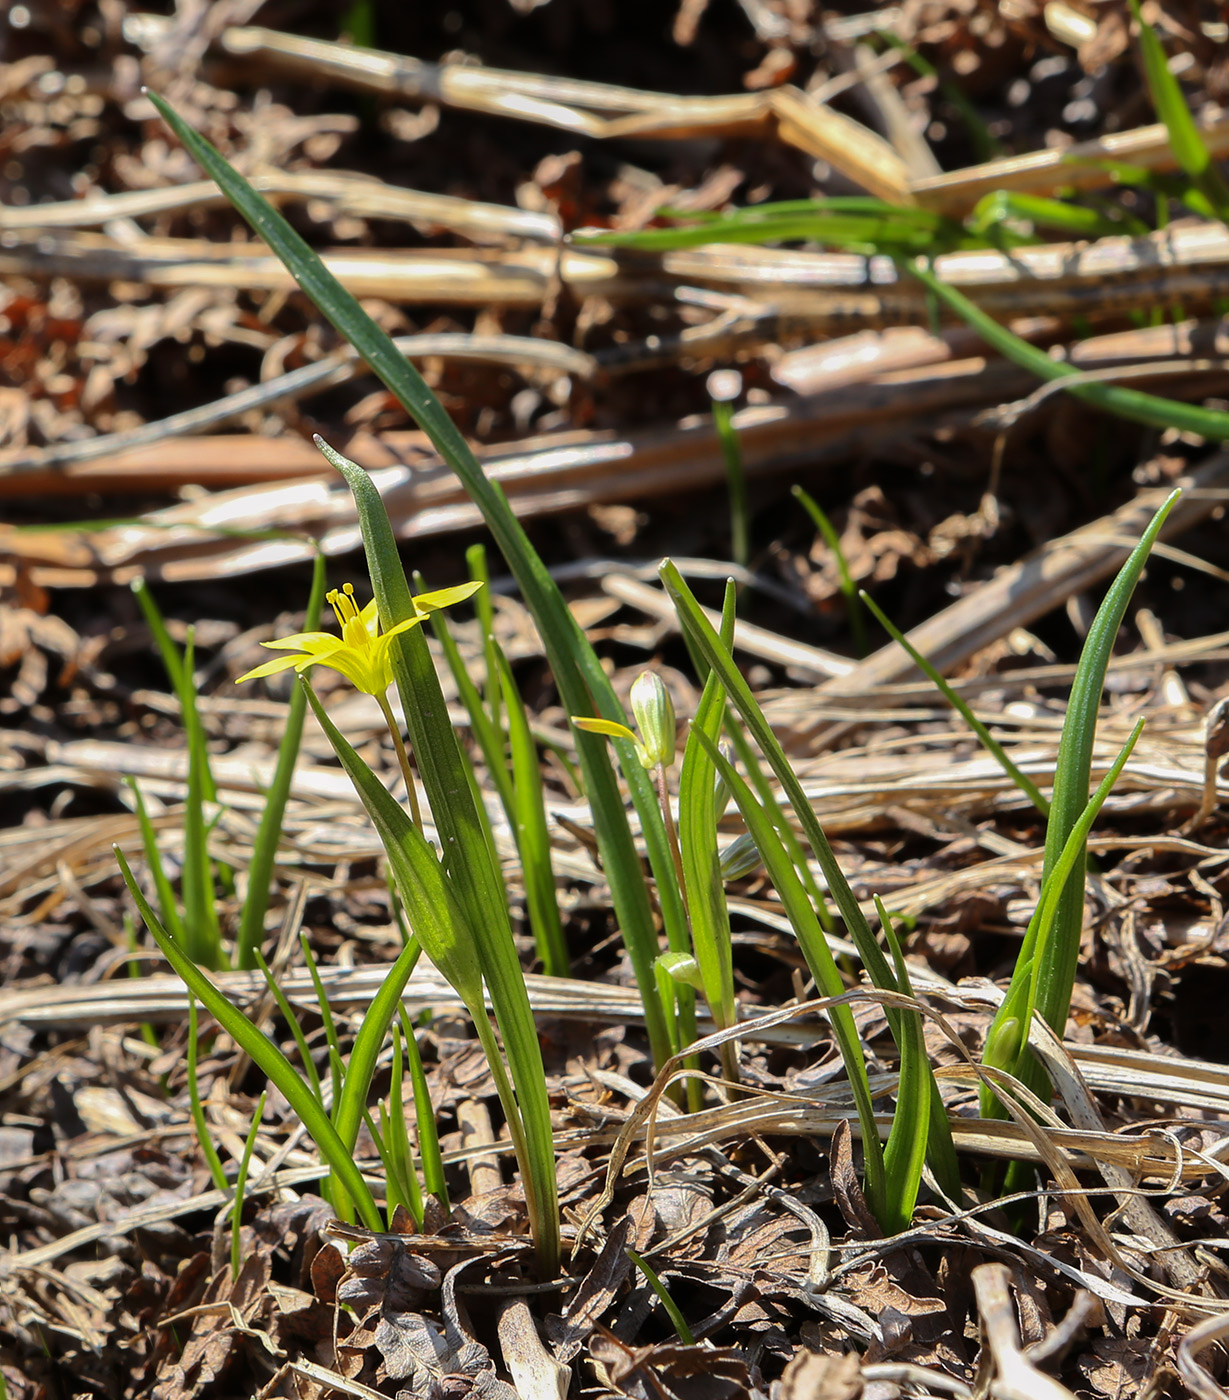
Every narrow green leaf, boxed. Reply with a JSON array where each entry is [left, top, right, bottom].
[[981, 494, 1176, 1126], [231, 1089, 266, 1280], [300, 933, 343, 1116], [127, 777, 186, 943], [909, 263, 1229, 441], [876, 898, 929, 1234], [254, 947, 324, 1106], [711, 400, 749, 570], [494, 646, 570, 976], [691, 728, 886, 1221], [179, 630, 223, 967], [723, 715, 833, 931], [464, 542, 502, 724], [401, 1007, 448, 1207], [679, 584, 737, 1049], [628, 1250, 695, 1344], [858, 591, 1048, 816], [187, 998, 228, 1192], [117, 848, 384, 1230], [427, 596, 517, 825], [792, 485, 867, 658]]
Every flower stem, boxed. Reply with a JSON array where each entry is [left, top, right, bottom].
[[377, 692, 423, 827], [656, 762, 687, 910]]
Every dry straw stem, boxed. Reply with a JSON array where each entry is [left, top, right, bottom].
[[3, 968, 1222, 1192], [215, 24, 914, 204], [7, 223, 1229, 327], [0, 169, 559, 243], [204, 22, 1229, 217], [9, 321, 1229, 587], [971, 1263, 1080, 1400]]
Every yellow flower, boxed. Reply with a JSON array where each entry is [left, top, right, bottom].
[[236, 580, 482, 696]]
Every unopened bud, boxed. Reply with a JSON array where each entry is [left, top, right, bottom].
[[656, 951, 704, 991], [630, 671, 676, 769], [719, 832, 762, 882]]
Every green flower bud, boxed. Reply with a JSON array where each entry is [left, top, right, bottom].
[[630, 670, 676, 769], [656, 951, 704, 992], [719, 831, 762, 882]]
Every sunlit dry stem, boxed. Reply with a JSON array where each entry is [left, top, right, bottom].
[[375, 691, 423, 828]]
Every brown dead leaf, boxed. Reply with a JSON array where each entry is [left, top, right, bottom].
[[1076, 1335, 1155, 1398], [777, 1348, 862, 1400], [334, 1234, 442, 1382], [547, 1215, 632, 1364], [588, 1328, 750, 1400]]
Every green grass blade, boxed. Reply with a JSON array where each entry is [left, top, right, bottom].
[[692, 727, 886, 1221], [426, 583, 518, 824], [679, 584, 737, 1050], [661, 561, 899, 997], [909, 263, 1229, 441], [981, 718, 1146, 1119], [236, 551, 327, 969], [186, 998, 228, 1192], [130, 576, 185, 696], [383, 1023, 422, 1225], [981, 495, 1176, 1121], [792, 485, 867, 658], [723, 714, 834, 931], [126, 777, 186, 943], [1129, 0, 1229, 222], [117, 847, 384, 1230], [254, 948, 324, 1105], [178, 630, 223, 968], [1031, 497, 1175, 1035], [1026, 718, 1145, 1047], [465, 542, 502, 724], [299, 933, 342, 1114], [627, 1250, 695, 1344], [875, 898, 929, 1233], [144, 88, 682, 1077], [231, 1089, 266, 1279], [494, 645, 570, 976], [401, 1007, 448, 1207], [711, 397, 749, 570], [857, 591, 1048, 815]]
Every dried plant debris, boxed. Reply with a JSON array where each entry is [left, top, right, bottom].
[[7, 1, 1229, 1398]]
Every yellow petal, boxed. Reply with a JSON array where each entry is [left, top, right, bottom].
[[357, 597, 381, 634], [572, 716, 639, 745], [411, 581, 483, 614], [260, 630, 339, 653], [381, 615, 429, 642], [236, 653, 305, 684]]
